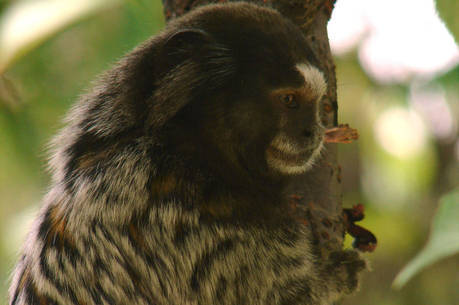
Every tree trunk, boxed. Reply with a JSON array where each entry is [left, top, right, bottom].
[[162, 0, 344, 259]]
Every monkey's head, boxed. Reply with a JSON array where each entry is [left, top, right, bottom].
[[146, 3, 327, 180]]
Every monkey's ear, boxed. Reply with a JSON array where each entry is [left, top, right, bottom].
[[147, 29, 216, 129], [161, 29, 213, 70]]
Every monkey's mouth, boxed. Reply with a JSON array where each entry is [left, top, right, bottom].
[[265, 140, 323, 175], [266, 146, 314, 166]]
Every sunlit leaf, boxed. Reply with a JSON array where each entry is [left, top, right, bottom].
[[436, 0, 459, 42], [393, 188, 459, 289], [0, 0, 121, 73]]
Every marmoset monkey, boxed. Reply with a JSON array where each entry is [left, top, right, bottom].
[[9, 2, 365, 305]]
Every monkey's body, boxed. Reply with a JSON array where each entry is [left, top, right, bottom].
[[9, 3, 365, 305]]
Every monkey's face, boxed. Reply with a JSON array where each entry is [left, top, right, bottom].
[[264, 63, 327, 175], [232, 64, 327, 178], [195, 61, 327, 179]]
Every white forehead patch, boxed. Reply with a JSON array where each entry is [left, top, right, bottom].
[[296, 63, 327, 98]]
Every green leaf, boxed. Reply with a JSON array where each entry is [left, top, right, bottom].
[[393, 188, 459, 289], [0, 0, 121, 73], [436, 0, 459, 42]]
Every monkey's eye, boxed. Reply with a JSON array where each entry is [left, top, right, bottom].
[[279, 94, 298, 109]]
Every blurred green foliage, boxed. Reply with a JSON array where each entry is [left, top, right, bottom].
[[335, 55, 459, 305], [0, 0, 122, 73], [0, 1, 458, 305], [394, 188, 459, 289], [436, 0, 458, 41]]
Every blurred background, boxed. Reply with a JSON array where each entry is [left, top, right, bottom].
[[0, 0, 457, 304]]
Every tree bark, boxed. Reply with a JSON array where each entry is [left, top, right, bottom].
[[162, 0, 344, 258]]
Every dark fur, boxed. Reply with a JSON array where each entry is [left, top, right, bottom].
[[9, 3, 365, 305]]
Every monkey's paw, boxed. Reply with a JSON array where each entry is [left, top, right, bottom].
[[325, 250, 367, 294]]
